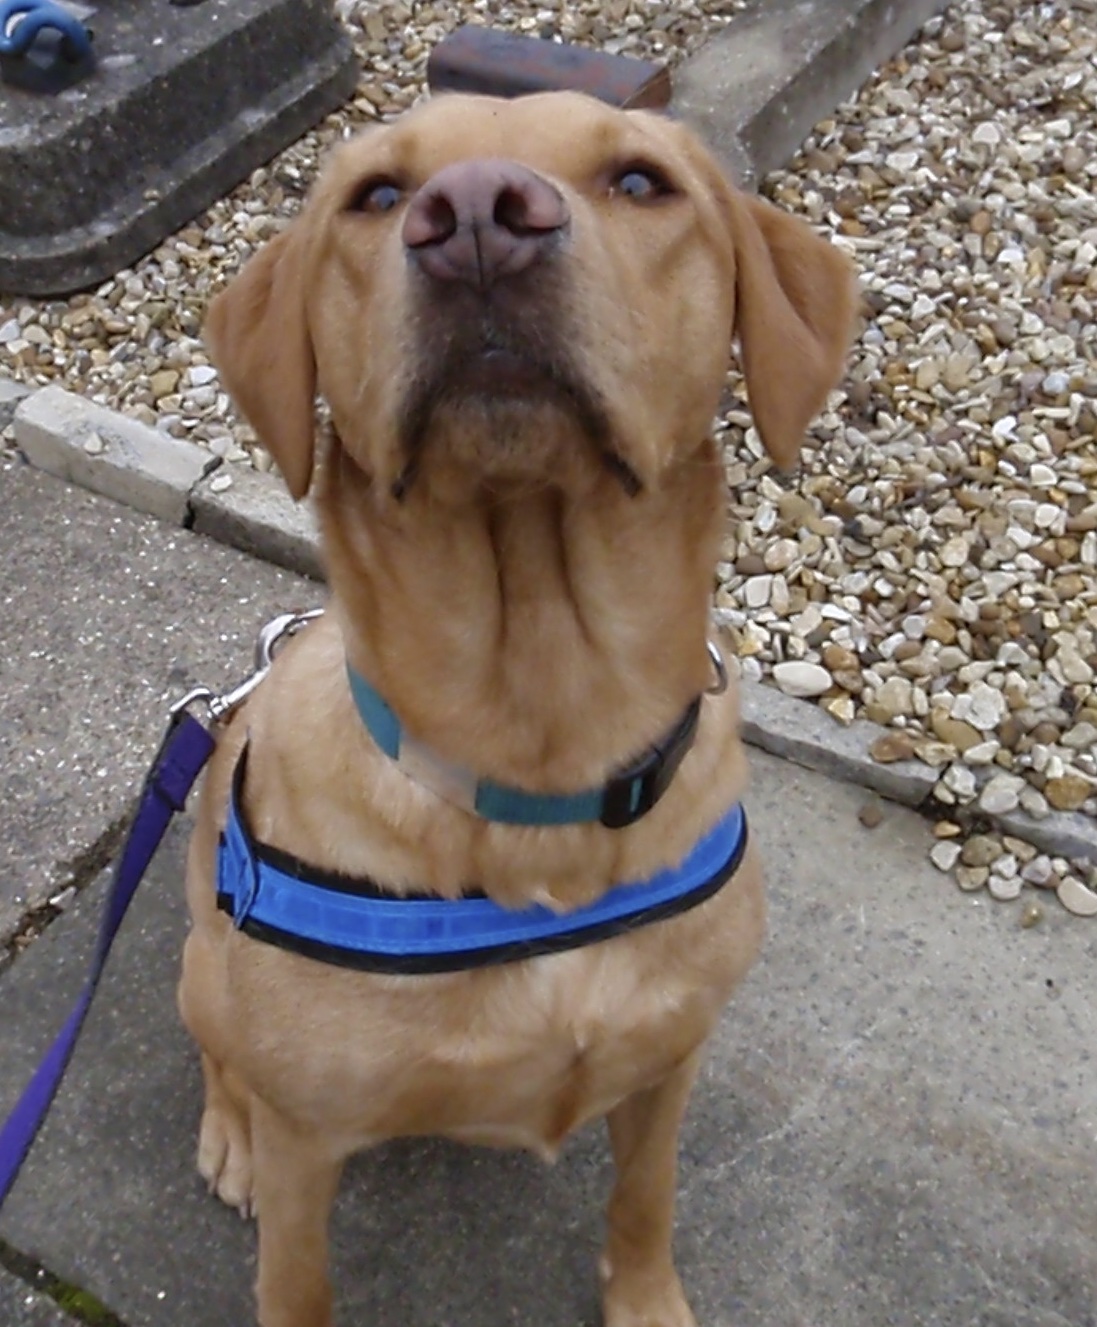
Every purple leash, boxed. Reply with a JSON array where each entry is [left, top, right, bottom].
[[0, 711, 216, 1209], [0, 609, 323, 1212]]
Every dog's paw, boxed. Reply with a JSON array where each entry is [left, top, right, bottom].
[[197, 1102, 254, 1219], [599, 1258, 698, 1327]]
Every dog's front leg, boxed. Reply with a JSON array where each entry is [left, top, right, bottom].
[[600, 1051, 703, 1327], [251, 1097, 345, 1327]]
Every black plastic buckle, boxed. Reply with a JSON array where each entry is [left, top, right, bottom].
[[599, 697, 701, 830]]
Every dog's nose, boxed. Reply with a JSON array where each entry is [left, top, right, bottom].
[[403, 158, 569, 288]]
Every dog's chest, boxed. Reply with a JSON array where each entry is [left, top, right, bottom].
[[260, 942, 714, 1156]]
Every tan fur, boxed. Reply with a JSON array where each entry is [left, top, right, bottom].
[[182, 91, 857, 1327]]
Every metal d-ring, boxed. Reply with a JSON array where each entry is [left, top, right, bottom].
[[706, 640, 728, 695]]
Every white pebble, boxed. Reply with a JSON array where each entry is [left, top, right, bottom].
[[964, 741, 999, 765], [988, 873, 1022, 902], [1062, 723, 1097, 752], [754, 503, 777, 535], [940, 535, 969, 568], [764, 539, 798, 572], [1021, 856, 1053, 886], [772, 661, 831, 699], [942, 764, 977, 800], [1057, 877, 1097, 918], [954, 682, 1005, 733], [1056, 649, 1093, 686], [743, 575, 772, 609], [930, 841, 962, 872], [1019, 788, 1051, 820], [209, 472, 234, 493], [82, 431, 105, 455], [979, 774, 1026, 815]]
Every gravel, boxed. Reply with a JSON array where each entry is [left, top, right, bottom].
[[1, 0, 1094, 911], [715, 0, 1097, 911]]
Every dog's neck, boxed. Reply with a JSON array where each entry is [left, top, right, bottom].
[[316, 439, 724, 792]]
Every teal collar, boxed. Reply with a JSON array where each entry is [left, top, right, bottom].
[[346, 665, 701, 830]]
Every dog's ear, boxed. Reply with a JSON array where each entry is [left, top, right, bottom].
[[728, 192, 858, 470], [204, 226, 317, 500]]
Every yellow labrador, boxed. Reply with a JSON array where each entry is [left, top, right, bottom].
[[178, 91, 856, 1327]]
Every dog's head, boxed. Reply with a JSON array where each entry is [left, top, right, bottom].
[[206, 92, 856, 503]]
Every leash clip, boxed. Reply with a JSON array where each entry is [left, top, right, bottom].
[[705, 639, 728, 695], [170, 609, 324, 725]]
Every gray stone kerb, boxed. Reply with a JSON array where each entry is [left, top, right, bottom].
[[672, 0, 951, 189], [13, 385, 1096, 868]]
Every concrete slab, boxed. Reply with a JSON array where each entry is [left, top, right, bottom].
[[2, 754, 1095, 1327], [0, 458, 318, 945], [673, 0, 950, 187], [0, 0, 357, 296]]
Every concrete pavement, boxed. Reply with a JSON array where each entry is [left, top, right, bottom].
[[0, 1266, 73, 1327], [1, 464, 1095, 1326], [0, 456, 314, 947]]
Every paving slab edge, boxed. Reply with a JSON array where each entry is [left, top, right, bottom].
[[671, 0, 952, 188], [10, 385, 1095, 867]]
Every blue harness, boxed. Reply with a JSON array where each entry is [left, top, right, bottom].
[[217, 754, 747, 973], [216, 669, 747, 973]]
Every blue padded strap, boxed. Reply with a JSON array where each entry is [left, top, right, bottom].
[[217, 752, 747, 975]]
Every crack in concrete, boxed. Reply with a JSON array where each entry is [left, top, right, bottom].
[[182, 455, 223, 533], [0, 1235, 130, 1326], [1, 807, 133, 974]]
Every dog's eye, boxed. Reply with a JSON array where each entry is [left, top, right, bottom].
[[611, 166, 674, 201], [348, 179, 405, 214]]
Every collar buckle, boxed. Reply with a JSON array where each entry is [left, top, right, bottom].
[[599, 697, 701, 829]]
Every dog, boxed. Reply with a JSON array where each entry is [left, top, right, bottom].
[[178, 90, 856, 1327]]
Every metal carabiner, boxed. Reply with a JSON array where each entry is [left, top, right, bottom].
[[253, 609, 324, 672], [170, 609, 324, 725]]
